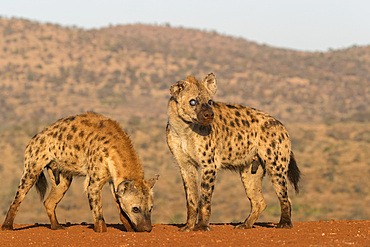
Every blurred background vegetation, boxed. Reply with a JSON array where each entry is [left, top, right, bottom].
[[0, 17, 369, 225]]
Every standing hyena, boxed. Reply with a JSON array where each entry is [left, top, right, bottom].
[[166, 73, 300, 232], [2, 112, 158, 232]]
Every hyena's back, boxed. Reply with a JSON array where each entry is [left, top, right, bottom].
[[26, 112, 138, 177]]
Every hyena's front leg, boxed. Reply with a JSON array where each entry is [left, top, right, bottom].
[[195, 166, 217, 231], [167, 129, 198, 232], [86, 177, 107, 233], [178, 163, 199, 232]]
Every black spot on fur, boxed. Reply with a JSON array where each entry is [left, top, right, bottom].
[[226, 104, 238, 109], [267, 148, 271, 155], [242, 119, 250, 127], [67, 134, 73, 140], [201, 182, 210, 190], [64, 116, 76, 122], [81, 120, 92, 127], [71, 125, 77, 133], [235, 111, 241, 117], [79, 131, 85, 138], [204, 170, 211, 175], [230, 121, 235, 127], [86, 132, 93, 140]]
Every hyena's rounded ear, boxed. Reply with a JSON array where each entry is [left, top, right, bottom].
[[116, 180, 136, 197], [202, 73, 217, 95], [170, 80, 189, 98], [148, 174, 159, 189]]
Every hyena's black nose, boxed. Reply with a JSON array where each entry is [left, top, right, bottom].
[[203, 110, 214, 120], [198, 103, 214, 125]]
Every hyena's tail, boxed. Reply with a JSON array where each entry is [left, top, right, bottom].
[[35, 170, 48, 201], [287, 151, 301, 194]]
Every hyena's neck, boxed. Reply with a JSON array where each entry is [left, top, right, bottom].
[[107, 139, 145, 189]]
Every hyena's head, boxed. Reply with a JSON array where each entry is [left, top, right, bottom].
[[170, 73, 217, 126], [116, 175, 159, 232]]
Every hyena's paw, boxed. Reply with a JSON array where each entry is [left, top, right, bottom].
[[93, 221, 107, 233], [179, 224, 195, 232], [194, 224, 213, 231], [234, 223, 253, 230], [277, 221, 293, 229], [51, 224, 65, 230], [1, 224, 13, 231]]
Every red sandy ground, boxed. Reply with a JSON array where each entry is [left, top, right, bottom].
[[1, 220, 369, 246]]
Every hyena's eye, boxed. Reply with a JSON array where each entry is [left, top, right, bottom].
[[208, 100, 213, 105], [132, 207, 141, 213], [189, 99, 196, 106]]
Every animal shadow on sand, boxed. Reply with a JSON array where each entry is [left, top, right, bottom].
[[171, 222, 277, 230]]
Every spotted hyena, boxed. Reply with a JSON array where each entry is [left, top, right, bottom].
[[2, 112, 158, 232], [166, 73, 300, 232]]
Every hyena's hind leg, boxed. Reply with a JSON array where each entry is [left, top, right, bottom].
[[235, 162, 266, 229], [44, 168, 72, 230], [269, 160, 293, 229], [1, 162, 43, 230]]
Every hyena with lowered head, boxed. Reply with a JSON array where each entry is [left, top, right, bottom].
[[166, 73, 300, 232], [2, 112, 158, 232]]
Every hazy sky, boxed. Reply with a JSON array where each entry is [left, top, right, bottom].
[[1, 0, 369, 52]]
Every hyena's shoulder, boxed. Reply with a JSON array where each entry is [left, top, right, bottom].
[[213, 102, 268, 122]]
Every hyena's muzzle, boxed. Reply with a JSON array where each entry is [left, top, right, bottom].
[[197, 103, 214, 126]]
